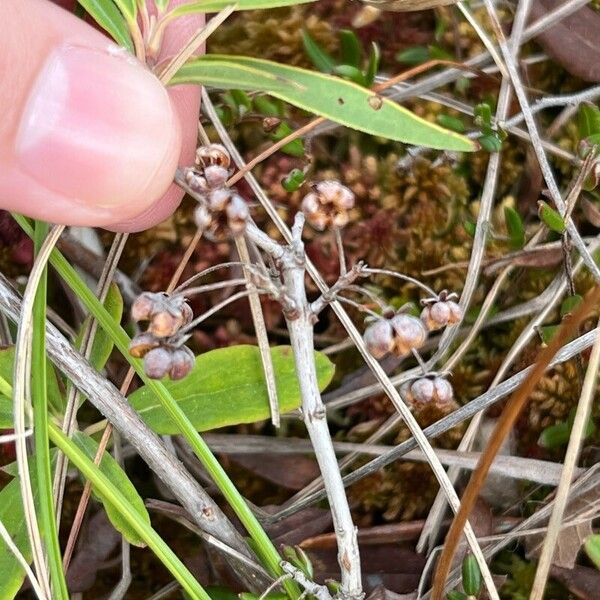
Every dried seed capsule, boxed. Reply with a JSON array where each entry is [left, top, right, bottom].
[[180, 301, 194, 326], [421, 301, 450, 331], [446, 301, 462, 325], [195, 144, 230, 169], [226, 194, 249, 233], [363, 319, 395, 359], [185, 168, 210, 196], [209, 188, 231, 211], [389, 314, 427, 356], [149, 311, 184, 338], [129, 332, 160, 358], [194, 204, 212, 231], [169, 346, 195, 380], [432, 377, 453, 403], [410, 377, 435, 405], [143, 347, 172, 379], [301, 180, 355, 231], [204, 165, 229, 189], [131, 292, 165, 322]]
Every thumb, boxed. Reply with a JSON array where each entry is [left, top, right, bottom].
[[0, 0, 182, 228]]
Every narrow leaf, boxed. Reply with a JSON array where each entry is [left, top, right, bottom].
[[75, 282, 123, 371], [339, 30, 362, 68], [461, 554, 481, 596], [504, 206, 525, 250], [171, 55, 476, 151], [170, 0, 315, 16], [302, 30, 336, 73], [0, 394, 12, 428], [113, 0, 137, 20], [538, 201, 566, 233], [365, 42, 380, 87], [77, 0, 133, 51], [71, 431, 151, 546], [578, 103, 600, 141], [128, 345, 335, 434], [396, 46, 429, 65]]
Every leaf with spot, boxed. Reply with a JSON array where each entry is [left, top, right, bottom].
[[171, 55, 476, 151]]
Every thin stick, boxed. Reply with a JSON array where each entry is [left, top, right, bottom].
[[430, 285, 600, 600], [529, 321, 600, 599], [235, 235, 280, 427], [333, 227, 347, 276]]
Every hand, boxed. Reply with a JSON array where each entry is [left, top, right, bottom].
[[0, 0, 203, 232]]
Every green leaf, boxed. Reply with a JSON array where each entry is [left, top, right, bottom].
[[478, 132, 502, 152], [253, 95, 281, 116], [538, 324, 559, 345], [474, 102, 492, 127], [171, 55, 476, 151], [302, 30, 336, 73], [129, 345, 335, 434], [436, 114, 466, 134], [0, 394, 12, 428], [538, 201, 566, 234], [339, 30, 362, 68], [446, 592, 469, 600], [539, 409, 595, 449], [578, 103, 600, 141], [461, 553, 481, 596], [584, 534, 600, 570], [365, 42, 380, 88], [396, 46, 430, 65], [77, 0, 133, 51], [113, 0, 136, 20], [333, 64, 367, 87], [75, 282, 123, 372], [271, 122, 305, 157], [282, 168, 306, 192], [560, 294, 583, 317], [71, 431, 151, 546], [504, 206, 525, 250], [0, 346, 64, 416], [170, 0, 315, 16], [463, 220, 476, 237]]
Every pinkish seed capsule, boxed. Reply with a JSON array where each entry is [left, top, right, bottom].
[[446, 301, 462, 325], [143, 347, 172, 379], [209, 188, 231, 211], [204, 165, 229, 189], [185, 168, 210, 196], [389, 314, 427, 356], [132, 292, 164, 322], [432, 377, 453, 403], [129, 332, 160, 358], [195, 144, 230, 169], [410, 378, 435, 404], [226, 194, 249, 233], [363, 319, 395, 359], [169, 346, 195, 380], [149, 311, 184, 339], [194, 204, 212, 231]]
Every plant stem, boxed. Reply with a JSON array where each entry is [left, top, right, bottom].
[[32, 221, 69, 599]]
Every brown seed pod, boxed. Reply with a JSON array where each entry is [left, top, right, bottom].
[[149, 311, 184, 338], [195, 143, 230, 169], [209, 188, 232, 211], [129, 332, 160, 358], [389, 313, 427, 356], [143, 347, 172, 379], [364, 319, 395, 359], [204, 165, 229, 189], [169, 346, 195, 380], [410, 377, 435, 404], [445, 301, 462, 325], [131, 292, 166, 322], [185, 168, 210, 196], [432, 377, 453, 403], [301, 180, 355, 231], [226, 194, 249, 233]]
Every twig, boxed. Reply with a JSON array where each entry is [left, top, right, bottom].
[[529, 320, 600, 599], [280, 562, 332, 600], [245, 216, 364, 600], [235, 235, 281, 427]]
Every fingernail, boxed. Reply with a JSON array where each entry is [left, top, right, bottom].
[[16, 44, 180, 209]]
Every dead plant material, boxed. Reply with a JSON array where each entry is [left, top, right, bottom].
[[430, 284, 600, 600]]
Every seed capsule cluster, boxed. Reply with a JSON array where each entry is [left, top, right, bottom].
[[129, 292, 195, 380], [363, 313, 427, 359], [184, 144, 249, 236], [420, 290, 462, 331], [401, 376, 454, 408], [301, 180, 355, 230]]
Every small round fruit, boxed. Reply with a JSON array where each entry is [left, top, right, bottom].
[[364, 319, 395, 359], [132, 292, 163, 322], [143, 347, 172, 379], [196, 143, 230, 169], [432, 377, 453, 403], [169, 347, 195, 380], [389, 314, 427, 356], [129, 332, 160, 358], [410, 378, 435, 404], [149, 311, 183, 338]]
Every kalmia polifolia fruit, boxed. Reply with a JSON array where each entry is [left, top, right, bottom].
[[420, 291, 462, 331], [301, 180, 355, 231], [195, 143, 230, 169], [129, 332, 160, 358], [401, 376, 454, 407], [363, 319, 395, 359], [389, 313, 427, 356]]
